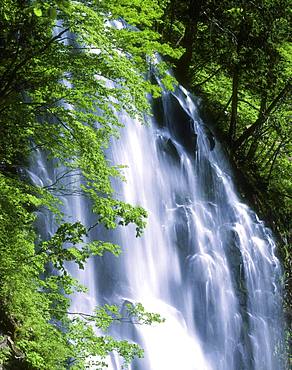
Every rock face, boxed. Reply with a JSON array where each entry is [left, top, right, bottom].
[[152, 93, 197, 154]]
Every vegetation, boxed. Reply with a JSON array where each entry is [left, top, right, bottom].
[[0, 0, 176, 368], [161, 0, 291, 226], [159, 0, 291, 366], [0, 0, 290, 368]]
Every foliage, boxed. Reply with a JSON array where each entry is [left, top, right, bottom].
[[0, 0, 175, 368], [190, 0, 291, 236], [160, 0, 291, 366]]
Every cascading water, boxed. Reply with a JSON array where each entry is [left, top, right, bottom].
[[29, 69, 284, 369]]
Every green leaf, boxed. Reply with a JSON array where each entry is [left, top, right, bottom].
[[33, 7, 42, 17], [48, 7, 57, 20]]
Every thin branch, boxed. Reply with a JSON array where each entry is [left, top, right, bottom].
[[202, 11, 237, 43], [21, 96, 69, 107], [235, 81, 291, 148], [214, 94, 232, 124], [270, 190, 292, 200], [0, 32, 21, 85], [194, 66, 223, 88], [45, 107, 77, 139], [0, 28, 70, 98], [266, 139, 287, 183], [87, 222, 100, 232], [43, 169, 80, 190], [49, 309, 145, 325], [238, 98, 261, 112], [175, 33, 185, 47]]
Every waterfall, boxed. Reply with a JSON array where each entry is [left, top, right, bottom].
[[29, 73, 283, 369]]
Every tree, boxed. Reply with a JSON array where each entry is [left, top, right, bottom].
[[0, 0, 176, 368], [160, 3, 291, 363]]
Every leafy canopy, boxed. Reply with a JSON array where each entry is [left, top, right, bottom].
[[0, 0, 176, 368]]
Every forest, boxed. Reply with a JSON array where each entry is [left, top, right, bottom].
[[0, 0, 291, 369]]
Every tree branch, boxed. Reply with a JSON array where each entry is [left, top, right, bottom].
[[234, 81, 291, 148], [193, 66, 223, 88], [42, 169, 80, 190], [238, 98, 261, 112], [0, 28, 70, 99], [50, 308, 146, 325], [266, 139, 287, 184]]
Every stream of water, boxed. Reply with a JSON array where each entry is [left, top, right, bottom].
[[29, 73, 283, 369]]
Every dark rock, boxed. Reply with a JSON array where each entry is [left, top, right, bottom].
[[163, 93, 197, 154], [156, 135, 180, 164]]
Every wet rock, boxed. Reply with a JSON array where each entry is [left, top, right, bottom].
[[156, 135, 180, 164], [164, 93, 197, 153], [151, 96, 165, 128], [202, 124, 216, 151]]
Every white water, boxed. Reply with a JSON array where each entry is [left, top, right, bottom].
[[30, 77, 283, 369]]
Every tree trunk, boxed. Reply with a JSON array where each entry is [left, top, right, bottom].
[[266, 140, 286, 184], [228, 65, 239, 145], [175, 0, 203, 86], [245, 94, 267, 161], [234, 81, 291, 149]]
